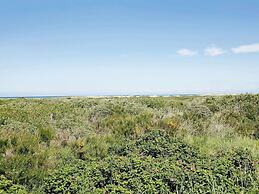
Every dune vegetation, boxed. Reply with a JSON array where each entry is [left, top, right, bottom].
[[0, 94, 258, 193]]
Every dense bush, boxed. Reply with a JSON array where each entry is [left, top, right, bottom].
[[0, 175, 27, 193], [0, 94, 258, 193], [44, 130, 259, 193]]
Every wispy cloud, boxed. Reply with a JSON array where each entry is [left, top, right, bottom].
[[231, 43, 259, 54], [178, 43, 259, 57], [177, 49, 197, 56], [204, 46, 225, 56]]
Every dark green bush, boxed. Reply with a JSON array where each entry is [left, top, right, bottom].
[[44, 130, 259, 193], [38, 126, 55, 145], [0, 139, 9, 154], [0, 175, 27, 194]]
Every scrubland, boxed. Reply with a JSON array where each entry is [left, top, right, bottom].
[[0, 94, 258, 193]]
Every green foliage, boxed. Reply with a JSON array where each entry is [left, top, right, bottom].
[[139, 97, 167, 109], [101, 111, 153, 137], [44, 130, 259, 193], [0, 94, 258, 193], [43, 162, 86, 193], [38, 126, 55, 145], [0, 175, 27, 194], [0, 139, 8, 154]]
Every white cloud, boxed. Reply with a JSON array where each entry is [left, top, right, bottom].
[[231, 43, 259, 54], [177, 49, 197, 56], [204, 46, 225, 56]]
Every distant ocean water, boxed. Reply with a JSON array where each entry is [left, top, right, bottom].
[[0, 96, 68, 99], [0, 94, 199, 99]]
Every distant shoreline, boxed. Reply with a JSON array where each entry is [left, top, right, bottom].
[[0, 93, 257, 99]]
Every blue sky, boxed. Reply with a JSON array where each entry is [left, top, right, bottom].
[[1, 0, 259, 96]]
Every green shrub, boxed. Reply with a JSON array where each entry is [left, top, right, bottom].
[[0, 139, 9, 154], [44, 130, 259, 193], [38, 126, 55, 145], [0, 175, 27, 194]]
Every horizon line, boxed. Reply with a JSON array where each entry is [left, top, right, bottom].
[[0, 92, 258, 99]]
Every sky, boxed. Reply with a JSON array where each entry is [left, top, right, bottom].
[[1, 0, 259, 96]]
